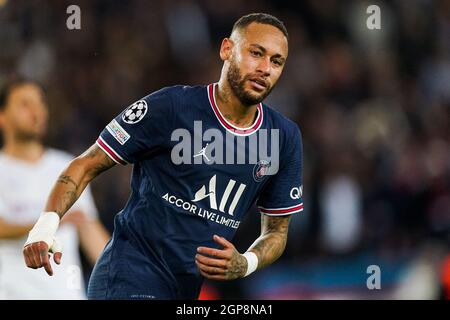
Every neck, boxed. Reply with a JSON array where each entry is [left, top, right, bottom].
[[2, 137, 44, 163], [215, 79, 258, 128]]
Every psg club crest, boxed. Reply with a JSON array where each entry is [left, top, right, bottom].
[[253, 160, 271, 182], [122, 100, 148, 124]]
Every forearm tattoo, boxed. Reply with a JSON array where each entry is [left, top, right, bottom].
[[57, 175, 78, 188], [84, 145, 116, 176], [52, 145, 115, 217], [250, 215, 290, 269], [228, 251, 248, 278], [55, 175, 79, 216], [59, 190, 78, 216]]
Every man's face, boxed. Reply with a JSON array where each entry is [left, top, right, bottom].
[[0, 83, 48, 142], [223, 22, 288, 106]]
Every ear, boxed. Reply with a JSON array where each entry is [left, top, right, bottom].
[[219, 38, 233, 61]]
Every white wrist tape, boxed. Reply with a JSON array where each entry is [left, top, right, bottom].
[[243, 251, 258, 277], [24, 212, 62, 253]]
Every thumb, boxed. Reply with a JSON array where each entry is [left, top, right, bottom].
[[53, 252, 62, 265], [213, 234, 234, 249], [49, 237, 63, 265]]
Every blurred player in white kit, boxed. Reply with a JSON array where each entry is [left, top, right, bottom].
[[0, 78, 110, 299]]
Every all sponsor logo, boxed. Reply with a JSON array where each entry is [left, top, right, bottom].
[[192, 175, 246, 216], [160, 175, 247, 229]]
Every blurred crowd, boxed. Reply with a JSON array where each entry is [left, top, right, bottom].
[[0, 0, 449, 299]]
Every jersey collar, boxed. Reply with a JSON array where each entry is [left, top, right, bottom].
[[207, 83, 263, 136]]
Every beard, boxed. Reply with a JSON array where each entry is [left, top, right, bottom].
[[227, 59, 273, 106], [14, 127, 45, 143]]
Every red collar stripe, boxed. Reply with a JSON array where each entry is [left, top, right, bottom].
[[208, 84, 263, 136]]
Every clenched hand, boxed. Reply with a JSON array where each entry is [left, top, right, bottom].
[[23, 240, 62, 276], [196, 235, 248, 281]]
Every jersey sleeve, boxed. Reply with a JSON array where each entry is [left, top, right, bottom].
[[256, 125, 304, 216], [96, 87, 174, 164]]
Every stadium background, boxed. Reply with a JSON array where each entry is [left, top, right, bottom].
[[0, 0, 449, 299]]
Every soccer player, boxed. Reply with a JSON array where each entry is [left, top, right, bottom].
[[23, 13, 304, 299], [0, 79, 110, 299]]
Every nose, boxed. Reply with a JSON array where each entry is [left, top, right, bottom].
[[30, 101, 48, 123], [256, 57, 271, 76]]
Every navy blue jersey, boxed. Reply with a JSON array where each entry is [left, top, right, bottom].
[[91, 83, 303, 299]]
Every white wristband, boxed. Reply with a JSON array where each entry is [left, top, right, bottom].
[[242, 251, 258, 277], [24, 212, 61, 251]]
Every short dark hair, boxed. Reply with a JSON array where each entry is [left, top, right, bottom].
[[0, 77, 42, 110], [232, 13, 288, 39]]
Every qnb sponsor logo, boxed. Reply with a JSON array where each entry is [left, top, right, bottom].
[[290, 186, 303, 200], [170, 121, 279, 173]]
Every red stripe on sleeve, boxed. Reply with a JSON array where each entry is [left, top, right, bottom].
[[259, 203, 303, 215], [96, 138, 127, 165]]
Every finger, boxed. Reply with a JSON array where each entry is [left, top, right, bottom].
[[27, 247, 39, 268], [35, 247, 45, 267], [38, 244, 53, 276], [195, 260, 226, 275], [197, 246, 229, 259], [197, 263, 226, 279], [42, 260, 53, 275], [29, 245, 41, 268], [195, 254, 227, 268], [35, 245, 46, 268], [34, 243, 48, 267], [198, 268, 227, 281], [23, 250, 31, 267], [23, 246, 31, 266], [53, 252, 62, 265], [23, 247, 37, 269], [213, 235, 234, 249]]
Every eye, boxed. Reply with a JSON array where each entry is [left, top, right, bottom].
[[272, 59, 283, 67], [251, 50, 263, 57]]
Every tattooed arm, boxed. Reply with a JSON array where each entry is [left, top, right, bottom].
[[247, 214, 290, 269], [45, 144, 116, 218], [23, 144, 115, 276], [195, 215, 291, 280]]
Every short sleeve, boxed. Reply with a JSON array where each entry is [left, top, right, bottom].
[[96, 87, 174, 164], [256, 125, 304, 216]]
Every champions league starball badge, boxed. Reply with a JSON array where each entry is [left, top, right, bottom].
[[122, 100, 148, 124]]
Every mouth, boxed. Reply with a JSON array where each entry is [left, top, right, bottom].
[[249, 78, 268, 91]]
